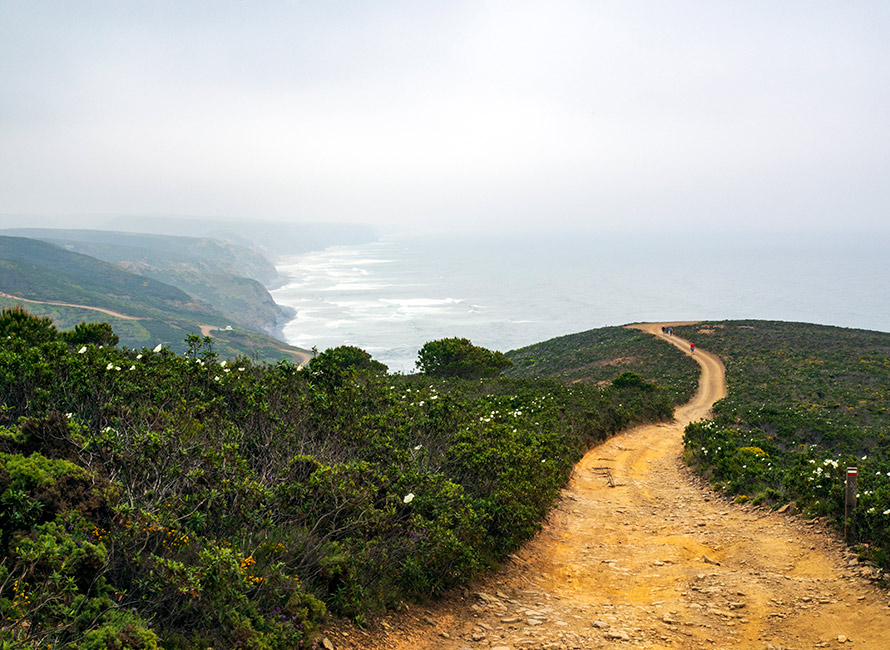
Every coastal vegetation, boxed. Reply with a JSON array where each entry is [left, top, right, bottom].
[[676, 321, 890, 574], [0, 311, 682, 649]]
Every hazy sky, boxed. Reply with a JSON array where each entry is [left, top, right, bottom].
[[2, 1, 889, 233]]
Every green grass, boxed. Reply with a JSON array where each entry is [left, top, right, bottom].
[[506, 324, 700, 403]]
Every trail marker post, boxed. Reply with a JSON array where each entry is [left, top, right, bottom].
[[845, 467, 858, 543]]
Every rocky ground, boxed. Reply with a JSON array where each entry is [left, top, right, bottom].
[[322, 326, 890, 650]]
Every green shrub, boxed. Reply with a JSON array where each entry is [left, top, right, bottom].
[[62, 321, 120, 348], [416, 338, 512, 378]]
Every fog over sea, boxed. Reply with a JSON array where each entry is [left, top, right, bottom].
[[271, 231, 890, 374]]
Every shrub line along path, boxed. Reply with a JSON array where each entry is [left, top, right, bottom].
[[328, 322, 890, 650]]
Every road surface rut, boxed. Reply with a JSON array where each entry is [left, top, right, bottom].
[[329, 323, 890, 650]]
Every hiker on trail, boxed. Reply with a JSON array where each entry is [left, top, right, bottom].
[[690, 342, 695, 353]]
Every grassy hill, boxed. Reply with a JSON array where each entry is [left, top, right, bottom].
[[0, 236, 308, 362], [1, 228, 291, 333], [0, 236, 206, 315], [505, 325, 700, 403]]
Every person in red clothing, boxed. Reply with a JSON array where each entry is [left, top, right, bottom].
[[690, 342, 695, 353]]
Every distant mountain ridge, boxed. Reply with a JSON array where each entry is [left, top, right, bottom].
[[0, 236, 202, 314], [0, 219, 379, 360], [0, 234, 306, 361], [0, 228, 291, 334], [4, 227, 280, 282], [100, 215, 378, 257]]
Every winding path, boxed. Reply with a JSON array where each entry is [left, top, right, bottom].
[[0, 291, 143, 320], [329, 323, 890, 650]]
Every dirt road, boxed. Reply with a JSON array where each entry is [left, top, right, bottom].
[[0, 291, 143, 320], [328, 323, 889, 650]]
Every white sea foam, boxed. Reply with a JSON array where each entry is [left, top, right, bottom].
[[323, 282, 391, 292], [378, 298, 463, 307]]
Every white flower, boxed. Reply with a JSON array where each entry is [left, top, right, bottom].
[[214, 375, 221, 381], [884, 509, 890, 516], [220, 360, 227, 367], [153, 344, 163, 352], [106, 362, 115, 370], [129, 365, 136, 371], [238, 367, 245, 372], [402, 493, 415, 504], [136, 354, 142, 360], [414, 444, 422, 451], [78, 346, 87, 354]]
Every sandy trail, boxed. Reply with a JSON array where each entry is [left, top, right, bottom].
[[329, 323, 890, 650]]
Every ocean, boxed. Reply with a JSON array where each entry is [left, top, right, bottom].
[[270, 230, 890, 374]]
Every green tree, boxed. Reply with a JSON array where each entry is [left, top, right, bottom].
[[61, 321, 119, 347], [309, 345, 387, 387], [611, 371, 653, 390], [0, 307, 58, 345], [416, 337, 513, 379]]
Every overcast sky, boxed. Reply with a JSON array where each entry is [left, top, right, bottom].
[[2, 1, 889, 233]]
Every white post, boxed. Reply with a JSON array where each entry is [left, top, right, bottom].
[[845, 467, 858, 543]]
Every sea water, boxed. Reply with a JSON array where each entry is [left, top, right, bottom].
[[270, 230, 890, 373]]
